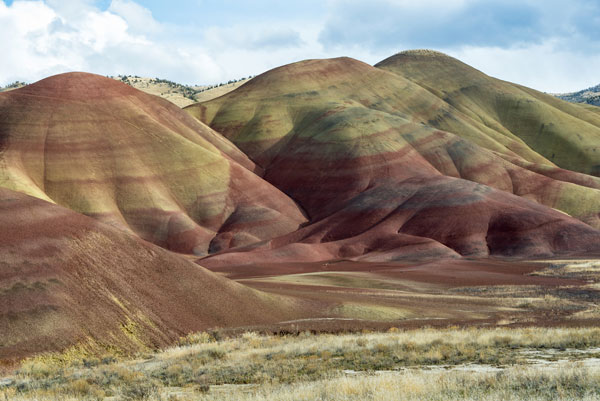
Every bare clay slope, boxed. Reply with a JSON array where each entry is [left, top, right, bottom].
[[185, 56, 600, 265], [0, 72, 306, 256], [0, 187, 295, 361]]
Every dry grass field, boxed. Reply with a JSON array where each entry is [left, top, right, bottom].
[[4, 327, 600, 400]]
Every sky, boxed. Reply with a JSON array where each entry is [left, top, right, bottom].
[[1, 0, 599, 92]]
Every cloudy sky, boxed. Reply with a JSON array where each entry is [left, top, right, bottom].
[[1, 0, 599, 92]]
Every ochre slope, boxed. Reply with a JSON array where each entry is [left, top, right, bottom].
[[376, 50, 600, 176], [186, 57, 600, 228], [0, 187, 296, 360], [188, 57, 549, 167], [185, 56, 600, 264], [0, 72, 306, 255]]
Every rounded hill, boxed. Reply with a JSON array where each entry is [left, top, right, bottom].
[[0, 187, 297, 360], [0, 72, 307, 255], [186, 55, 600, 264]]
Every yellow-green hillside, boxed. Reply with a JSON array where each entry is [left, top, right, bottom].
[[186, 56, 600, 229], [376, 50, 600, 176]]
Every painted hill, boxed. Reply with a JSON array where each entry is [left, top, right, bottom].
[[2, 53, 600, 361], [185, 54, 600, 265], [376, 50, 600, 176], [0, 72, 306, 256], [201, 175, 600, 267], [0, 187, 296, 360]]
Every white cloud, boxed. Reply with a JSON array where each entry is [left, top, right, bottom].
[[449, 41, 600, 93], [0, 0, 221, 86], [0, 0, 598, 93], [198, 22, 332, 80], [0, 1, 71, 83], [0, 1, 334, 87], [108, 0, 161, 34], [44, 0, 97, 21], [317, 0, 600, 92], [203, 25, 303, 50]]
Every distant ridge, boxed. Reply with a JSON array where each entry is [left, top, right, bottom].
[[110, 75, 252, 107], [557, 83, 600, 106]]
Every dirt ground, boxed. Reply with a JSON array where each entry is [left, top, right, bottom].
[[207, 257, 600, 334]]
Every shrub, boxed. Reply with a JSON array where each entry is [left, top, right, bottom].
[[120, 377, 159, 400]]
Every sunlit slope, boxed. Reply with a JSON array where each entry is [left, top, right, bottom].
[[0, 72, 306, 255], [188, 57, 549, 167], [0, 188, 295, 360], [186, 57, 600, 229], [376, 50, 600, 176], [186, 57, 600, 263]]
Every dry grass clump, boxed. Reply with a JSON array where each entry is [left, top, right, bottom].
[[395, 49, 450, 58], [451, 283, 600, 316], [199, 365, 600, 401], [4, 327, 600, 400], [530, 261, 600, 280], [5, 364, 600, 400]]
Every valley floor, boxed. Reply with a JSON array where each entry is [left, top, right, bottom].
[[208, 258, 600, 330], [3, 258, 600, 400]]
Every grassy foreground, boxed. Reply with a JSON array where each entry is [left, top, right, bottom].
[[3, 327, 600, 400]]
